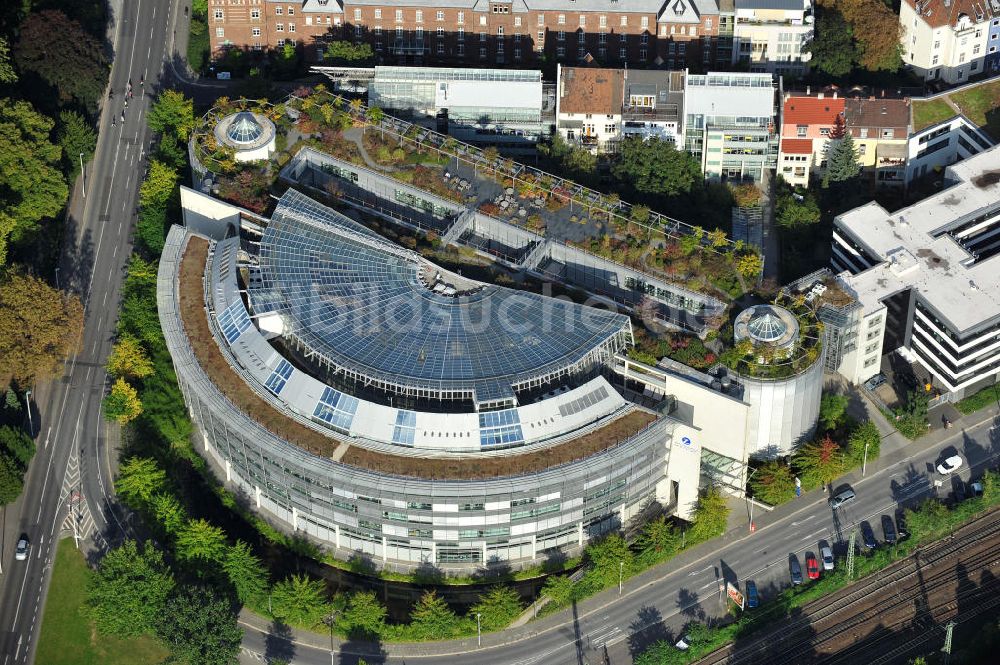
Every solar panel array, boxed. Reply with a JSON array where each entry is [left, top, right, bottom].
[[392, 410, 417, 446], [264, 359, 294, 396], [478, 409, 525, 447], [249, 190, 630, 402], [217, 301, 252, 343], [558, 385, 611, 418], [312, 386, 360, 432]]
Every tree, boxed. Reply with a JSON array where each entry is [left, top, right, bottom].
[[0, 425, 34, 469], [87, 540, 175, 637], [15, 10, 108, 107], [894, 390, 930, 438], [57, 110, 97, 179], [749, 461, 797, 505], [0, 99, 69, 264], [794, 434, 845, 487], [222, 540, 269, 606], [612, 137, 702, 197], [107, 335, 154, 380], [806, 10, 858, 77], [367, 106, 384, 126], [409, 591, 463, 639], [270, 574, 328, 627], [707, 228, 728, 248], [630, 204, 651, 225], [833, 0, 903, 72], [114, 456, 167, 507], [139, 159, 180, 211], [822, 132, 861, 187], [150, 491, 187, 536], [156, 585, 242, 665], [845, 420, 880, 468], [0, 455, 24, 504], [775, 189, 821, 229], [340, 590, 387, 639], [323, 40, 374, 65], [103, 377, 142, 423], [819, 393, 850, 431], [636, 515, 682, 560], [583, 533, 634, 589], [729, 183, 761, 208], [0, 274, 82, 384], [0, 36, 16, 83], [541, 574, 575, 607], [688, 487, 729, 542], [148, 90, 196, 140], [469, 585, 523, 632], [176, 518, 228, 563], [735, 252, 764, 279]]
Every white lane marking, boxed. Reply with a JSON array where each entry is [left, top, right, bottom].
[[11, 560, 32, 625], [35, 536, 43, 560], [791, 514, 815, 527]]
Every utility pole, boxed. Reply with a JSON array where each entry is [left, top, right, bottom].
[[846, 530, 857, 579], [942, 620, 956, 665]]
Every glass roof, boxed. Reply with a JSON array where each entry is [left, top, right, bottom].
[[747, 311, 788, 343], [248, 190, 630, 401], [227, 112, 264, 144]]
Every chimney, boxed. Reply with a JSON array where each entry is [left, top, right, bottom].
[[833, 91, 838, 98]]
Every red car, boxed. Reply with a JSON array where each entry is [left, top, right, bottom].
[[805, 553, 820, 580]]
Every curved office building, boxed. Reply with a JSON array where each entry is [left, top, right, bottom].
[[159, 188, 677, 574]]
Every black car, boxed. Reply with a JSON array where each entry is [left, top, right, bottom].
[[953, 481, 967, 504], [881, 515, 897, 544], [860, 521, 877, 550], [790, 556, 803, 585], [895, 512, 910, 541]]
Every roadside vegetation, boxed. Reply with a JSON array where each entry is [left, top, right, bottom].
[[635, 469, 1000, 664], [955, 382, 1000, 416]]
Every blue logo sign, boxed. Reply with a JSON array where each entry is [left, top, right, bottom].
[[681, 436, 692, 447]]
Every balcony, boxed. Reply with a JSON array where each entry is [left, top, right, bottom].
[[621, 104, 680, 122], [390, 39, 428, 55]]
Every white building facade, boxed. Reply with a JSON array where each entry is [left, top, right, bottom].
[[733, 0, 814, 76], [900, 0, 998, 84]]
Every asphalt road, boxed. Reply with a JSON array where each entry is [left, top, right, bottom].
[[0, 1, 180, 663], [239, 416, 1000, 665]]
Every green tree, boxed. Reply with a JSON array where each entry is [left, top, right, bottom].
[[749, 461, 796, 505], [340, 590, 387, 639], [903, 498, 950, 540], [0, 99, 69, 265], [822, 133, 861, 187], [819, 393, 850, 431], [688, 487, 729, 542], [15, 10, 108, 107], [735, 252, 764, 279], [0, 425, 34, 469], [409, 591, 463, 639], [793, 434, 845, 487], [222, 540, 269, 606], [541, 574, 575, 607], [806, 10, 858, 77], [612, 136, 702, 197], [87, 540, 175, 638], [583, 533, 634, 589], [845, 420, 880, 468], [107, 334, 155, 379], [139, 159, 179, 210], [103, 377, 143, 424], [0, 36, 16, 83], [323, 40, 374, 65], [0, 455, 24, 504], [469, 585, 523, 632], [148, 90, 196, 140], [156, 585, 242, 665], [835, 0, 903, 72], [57, 110, 97, 180], [636, 515, 682, 560], [630, 204, 651, 225], [176, 518, 228, 563], [775, 190, 821, 229], [0, 274, 83, 383], [894, 390, 930, 438], [115, 457, 167, 507], [270, 574, 328, 627], [367, 106, 384, 125], [150, 491, 187, 535], [729, 183, 761, 208]]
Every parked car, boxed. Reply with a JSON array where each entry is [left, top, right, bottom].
[[745, 580, 759, 608], [790, 556, 803, 585], [953, 481, 967, 503], [936, 455, 964, 475], [15, 535, 29, 561], [882, 515, 897, 544], [860, 521, 878, 550], [971, 480, 984, 497], [864, 374, 887, 391], [896, 512, 910, 541], [820, 546, 835, 571], [805, 553, 820, 580], [829, 488, 856, 509], [675, 635, 690, 651]]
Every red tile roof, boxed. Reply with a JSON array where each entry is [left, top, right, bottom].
[[904, 0, 997, 30], [781, 138, 813, 155], [783, 96, 845, 127]]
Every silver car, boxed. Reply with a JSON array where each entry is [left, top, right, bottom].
[[15, 535, 29, 561], [820, 546, 835, 571], [829, 488, 856, 509]]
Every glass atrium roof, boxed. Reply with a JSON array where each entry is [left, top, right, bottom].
[[248, 190, 630, 401], [227, 112, 264, 144], [747, 311, 788, 343]]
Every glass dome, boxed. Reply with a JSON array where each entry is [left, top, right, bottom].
[[226, 112, 264, 144], [747, 311, 788, 343]]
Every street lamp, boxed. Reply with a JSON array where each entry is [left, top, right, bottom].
[[618, 560, 624, 596], [55, 267, 60, 290], [79, 153, 86, 198], [24, 390, 32, 436], [476, 612, 482, 647], [862, 440, 870, 477]]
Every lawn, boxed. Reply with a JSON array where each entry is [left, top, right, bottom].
[[910, 98, 956, 132], [949, 78, 1000, 139], [955, 382, 1000, 415], [36, 539, 169, 665]]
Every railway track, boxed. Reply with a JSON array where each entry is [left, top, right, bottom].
[[696, 508, 1000, 665]]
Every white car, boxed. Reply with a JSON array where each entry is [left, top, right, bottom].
[[675, 635, 690, 651], [820, 546, 835, 571], [936, 455, 963, 475], [15, 536, 29, 561]]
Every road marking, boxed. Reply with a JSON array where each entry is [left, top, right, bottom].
[[35, 536, 43, 560], [791, 514, 815, 527], [11, 560, 32, 626], [43, 427, 50, 450], [687, 565, 713, 577]]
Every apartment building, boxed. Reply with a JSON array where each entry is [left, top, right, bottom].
[[831, 143, 1000, 398], [733, 0, 814, 76], [684, 71, 778, 181], [555, 66, 624, 151], [620, 69, 685, 143], [776, 92, 844, 187], [900, 0, 1000, 84], [904, 114, 994, 185], [209, 0, 731, 71], [843, 97, 910, 187]]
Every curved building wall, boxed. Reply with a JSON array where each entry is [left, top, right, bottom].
[[739, 355, 824, 459], [159, 227, 671, 574]]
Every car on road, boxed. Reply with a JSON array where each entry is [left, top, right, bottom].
[[882, 515, 897, 544], [805, 553, 820, 580], [936, 455, 963, 475], [15, 535, 29, 561], [745, 580, 759, 608], [820, 546, 835, 571], [790, 556, 803, 585], [860, 521, 878, 550], [829, 488, 856, 509], [864, 374, 887, 391]]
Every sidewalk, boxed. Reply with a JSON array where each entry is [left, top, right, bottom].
[[238, 396, 1000, 659]]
